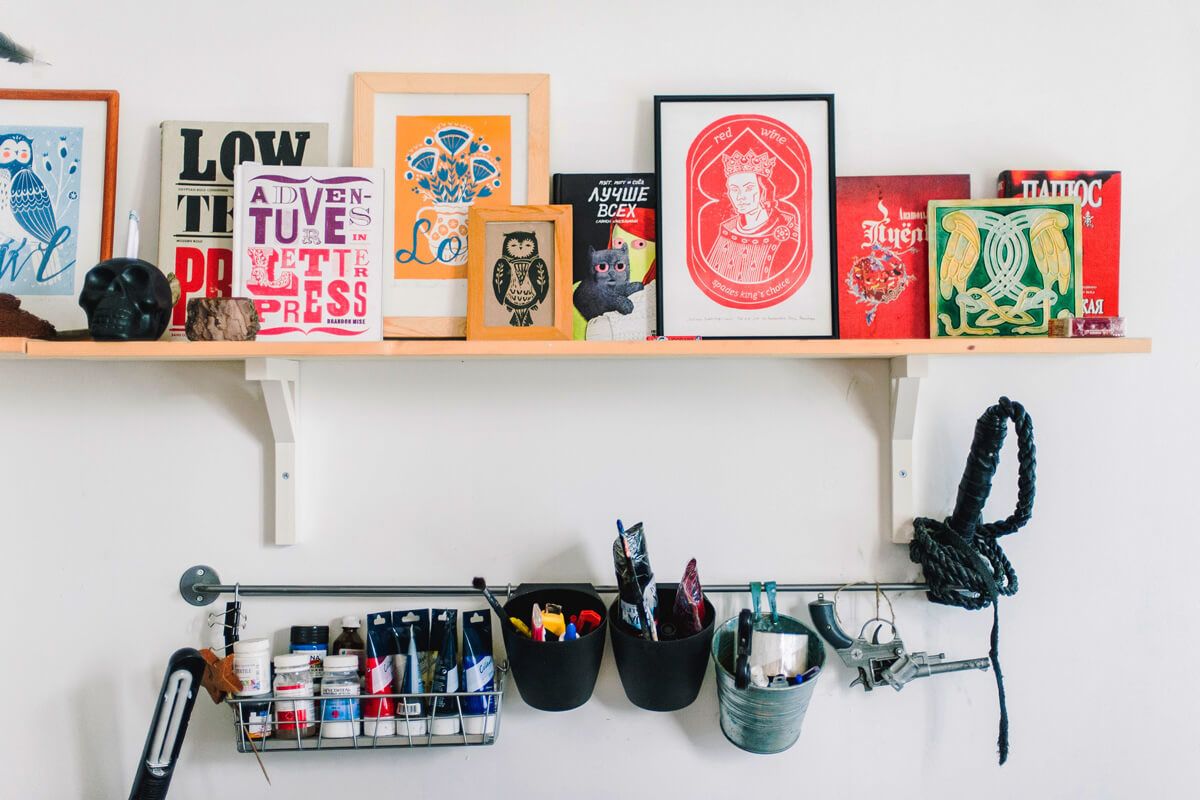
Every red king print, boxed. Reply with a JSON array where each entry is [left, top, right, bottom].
[[685, 115, 812, 309]]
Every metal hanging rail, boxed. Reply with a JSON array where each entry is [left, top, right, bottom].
[[180, 565, 927, 606]]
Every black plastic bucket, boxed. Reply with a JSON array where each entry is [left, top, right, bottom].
[[609, 585, 715, 711], [501, 584, 607, 711]]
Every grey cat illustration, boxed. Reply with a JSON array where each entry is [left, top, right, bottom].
[[573, 242, 643, 321]]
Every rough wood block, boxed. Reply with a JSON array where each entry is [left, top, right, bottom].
[[185, 298, 260, 341], [0, 293, 57, 339]]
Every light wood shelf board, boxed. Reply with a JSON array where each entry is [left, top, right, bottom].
[[0, 337, 27, 356], [1, 337, 1153, 362]]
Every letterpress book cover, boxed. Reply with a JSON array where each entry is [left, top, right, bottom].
[[552, 173, 657, 340], [158, 122, 328, 337], [835, 174, 970, 338], [232, 164, 383, 341], [998, 170, 1121, 317]]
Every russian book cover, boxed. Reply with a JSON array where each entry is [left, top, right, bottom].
[[835, 174, 970, 338], [998, 170, 1121, 316], [552, 173, 657, 340]]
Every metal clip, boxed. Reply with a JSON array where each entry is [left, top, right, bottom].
[[206, 584, 246, 653]]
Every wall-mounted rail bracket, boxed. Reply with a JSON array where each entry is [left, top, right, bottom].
[[890, 355, 928, 544], [246, 358, 300, 545]]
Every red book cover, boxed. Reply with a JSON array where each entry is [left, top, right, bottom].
[[997, 170, 1120, 317], [836, 174, 970, 338]]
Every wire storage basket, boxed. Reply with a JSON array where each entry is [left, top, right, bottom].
[[226, 667, 505, 753]]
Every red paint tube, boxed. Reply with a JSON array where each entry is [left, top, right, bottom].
[[363, 611, 396, 737]]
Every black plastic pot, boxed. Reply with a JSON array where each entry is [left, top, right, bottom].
[[609, 585, 715, 711], [501, 584, 607, 711]]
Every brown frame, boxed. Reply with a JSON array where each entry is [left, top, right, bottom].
[[466, 205, 572, 341], [352, 72, 550, 339], [0, 88, 119, 260]]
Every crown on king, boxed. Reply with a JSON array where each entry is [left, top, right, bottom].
[[722, 149, 776, 179]]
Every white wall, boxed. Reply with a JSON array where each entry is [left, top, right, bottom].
[[2, 2, 1196, 797]]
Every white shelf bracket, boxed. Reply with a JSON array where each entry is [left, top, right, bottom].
[[890, 355, 928, 544], [245, 358, 300, 546]]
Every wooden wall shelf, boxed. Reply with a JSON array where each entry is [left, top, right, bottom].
[[0, 336, 1152, 361]]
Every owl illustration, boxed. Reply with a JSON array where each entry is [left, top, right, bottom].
[[0, 134, 59, 251], [492, 231, 549, 326]]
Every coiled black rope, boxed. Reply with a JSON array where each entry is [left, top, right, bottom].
[[908, 396, 1036, 766]]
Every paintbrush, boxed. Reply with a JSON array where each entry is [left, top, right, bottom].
[[472, 577, 531, 637]]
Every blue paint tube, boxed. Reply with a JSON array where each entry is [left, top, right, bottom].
[[394, 622, 427, 737], [430, 609, 460, 735], [461, 609, 495, 736]]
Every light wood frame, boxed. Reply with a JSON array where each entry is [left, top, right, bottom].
[[352, 73, 550, 339], [466, 205, 571, 341], [0, 88, 119, 260]]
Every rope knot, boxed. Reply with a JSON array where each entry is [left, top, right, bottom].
[[909, 397, 1036, 765]]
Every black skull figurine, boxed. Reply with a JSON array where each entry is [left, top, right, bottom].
[[79, 258, 173, 341]]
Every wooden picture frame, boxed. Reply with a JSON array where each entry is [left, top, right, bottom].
[[352, 73, 550, 339], [0, 88, 119, 330], [466, 205, 571, 341], [655, 94, 838, 339]]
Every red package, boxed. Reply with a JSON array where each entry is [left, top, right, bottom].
[[672, 559, 706, 637]]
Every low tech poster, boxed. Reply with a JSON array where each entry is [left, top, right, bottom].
[[158, 122, 328, 338]]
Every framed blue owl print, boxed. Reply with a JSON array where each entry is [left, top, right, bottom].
[[0, 89, 119, 331], [466, 204, 572, 340]]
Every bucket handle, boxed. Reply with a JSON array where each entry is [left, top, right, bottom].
[[750, 581, 779, 627]]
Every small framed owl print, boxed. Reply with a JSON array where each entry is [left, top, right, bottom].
[[466, 205, 572, 340]]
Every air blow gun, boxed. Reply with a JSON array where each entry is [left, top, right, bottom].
[[808, 594, 989, 691]]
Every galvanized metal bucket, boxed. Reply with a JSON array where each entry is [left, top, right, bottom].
[[711, 613, 826, 754]]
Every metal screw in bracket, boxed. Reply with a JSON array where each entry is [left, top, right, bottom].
[[282, 473, 290, 480]]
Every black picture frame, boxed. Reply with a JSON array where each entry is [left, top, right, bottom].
[[654, 94, 839, 339]]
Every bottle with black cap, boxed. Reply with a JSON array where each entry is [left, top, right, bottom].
[[332, 616, 366, 680], [290, 625, 330, 686]]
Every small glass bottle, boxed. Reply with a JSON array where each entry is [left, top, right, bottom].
[[332, 617, 366, 680], [320, 655, 361, 739], [273, 653, 316, 738]]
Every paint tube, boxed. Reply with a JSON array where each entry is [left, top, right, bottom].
[[613, 521, 658, 633], [363, 611, 396, 737], [672, 558, 706, 637], [430, 609, 460, 735], [460, 609, 495, 735], [393, 608, 432, 686], [394, 621, 427, 737], [429, 608, 454, 687]]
